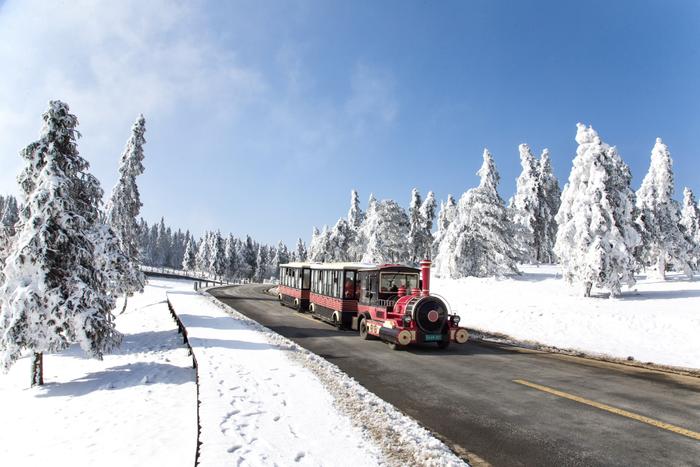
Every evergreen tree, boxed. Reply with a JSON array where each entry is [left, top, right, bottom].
[[680, 187, 700, 271], [419, 191, 437, 259], [407, 188, 427, 263], [272, 241, 290, 277], [510, 144, 540, 263], [347, 189, 364, 229], [328, 218, 354, 261], [223, 235, 239, 279], [254, 245, 269, 282], [555, 123, 640, 297], [209, 231, 226, 278], [182, 235, 197, 271], [295, 238, 307, 262], [0, 196, 19, 237], [536, 149, 561, 263], [432, 194, 456, 256], [0, 101, 121, 385], [241, 235, 257, 279], [434, 149, 519, 278], [105, 114, 147, 304], [362, 200, 410, 264], [195, 231, 211, 273], [635, 138, 692, 278]]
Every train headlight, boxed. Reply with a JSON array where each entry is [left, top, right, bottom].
[[450, 315, 461, 325], [402, 315, 412, 327]]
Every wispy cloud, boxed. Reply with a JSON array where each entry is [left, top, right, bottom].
[[0, 0, 264, 192]]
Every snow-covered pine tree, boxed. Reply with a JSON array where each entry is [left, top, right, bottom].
[[362, 199, 410, 264], [0, 196, 19, 237], [347, 190, 366, 261], [407, 188, 428, 263], [254, 245, 269, 282], [209, 231, 226, 279], [105, 114, 147, 306], [195, 231, 211, 273], [434, 149, 519, 278], [241, 236, 257, 279], [272, 241, 290, 277], [680, 187, 700, 271], [295, 238, 307, 262], [536, 149, 561, 263], [419, 191, 436, 260], [182, 235, 197, 271], [0, 100, 121, 385], [555, 123, 640, 297], [510, 144, 540, 263], [328, 218, 354, 261], [347, 189, 364, 229], [432, 194, 456, 257], [635, 138, 692, 278]]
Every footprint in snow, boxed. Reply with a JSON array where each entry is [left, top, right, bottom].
[[295, 452, 306, 462]]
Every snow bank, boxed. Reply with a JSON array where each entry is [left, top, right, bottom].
[[0, 278, 198, 467], [168, 287, 466, 467], [434, 265, 700, 369]]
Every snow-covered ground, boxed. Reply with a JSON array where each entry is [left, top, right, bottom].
[[0, 278, 198, 467], [434, 265, 700, 369], [168, 287, 465, 466]]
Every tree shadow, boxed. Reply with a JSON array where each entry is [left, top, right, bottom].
[[619, 288, 700, 301], [36, 361, 195, 398], [187, 336, 273, 351]]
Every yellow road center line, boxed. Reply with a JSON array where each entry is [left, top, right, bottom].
[[514, 379, 700, 442]]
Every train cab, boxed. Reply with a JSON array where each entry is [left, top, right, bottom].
[[278, 262, 312, 310]]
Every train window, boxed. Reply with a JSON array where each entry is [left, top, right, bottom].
[[343, 271, 356, 300], [302, 268, 310, 290], [379, 273, 419, 292]]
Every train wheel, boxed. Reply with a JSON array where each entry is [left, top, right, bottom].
[[388, 342, 405, 351], [437, 339, 450, 350], [359, 319, 371, 340]]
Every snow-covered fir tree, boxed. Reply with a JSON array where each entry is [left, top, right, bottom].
[[419, 191, 437, 259], [105, 114, 147, 303], [209, 231, 226, 278], [222, 235, 238, 278], [510, 144, 540, 263], [254, 245, 269, 282], [555, 123, 640, 297], [0, 101, 121, 385], [328, 218, 354, 261], [635, 138, 692, 278], [434, 149, 519, 278], [295, 238, 307, 262], [309, 225, 333, 262], [346, 190, 366, 261], [347, 189, 364, 229], [241, 235, 258, 279], [536, 149, 561, 263], [407, 188, 429, 263], [272, 241, 290, 276], [679, 187, 700, 271], [362, 199, 410, 264], [195, 231, 211, 272], [182, 235, 197, 271], [432, 194, 457, 256], [0, 196, 19, 237]]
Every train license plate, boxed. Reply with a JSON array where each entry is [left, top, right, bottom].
[[423, 334, 443, 342]]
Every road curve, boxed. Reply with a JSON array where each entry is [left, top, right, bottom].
[[209, 284, 700, 467]]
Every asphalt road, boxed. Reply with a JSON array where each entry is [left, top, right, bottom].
[[209, 284, 700, 467]]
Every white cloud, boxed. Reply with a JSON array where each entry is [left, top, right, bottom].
[[345, 62, 399, 130], [0, 0, 264, 194]]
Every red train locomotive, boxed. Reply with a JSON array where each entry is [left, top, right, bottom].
[[278, 259, 468, 350]]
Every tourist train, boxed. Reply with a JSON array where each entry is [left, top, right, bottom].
[[277, 260, 469, 350]]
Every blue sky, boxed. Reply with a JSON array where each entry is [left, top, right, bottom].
[[0, 0, 698, 246]]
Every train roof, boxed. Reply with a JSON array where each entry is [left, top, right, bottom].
[[306, 262, 420, 272], [279, 262, 314, 268], [309, 262, 375, 271]]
